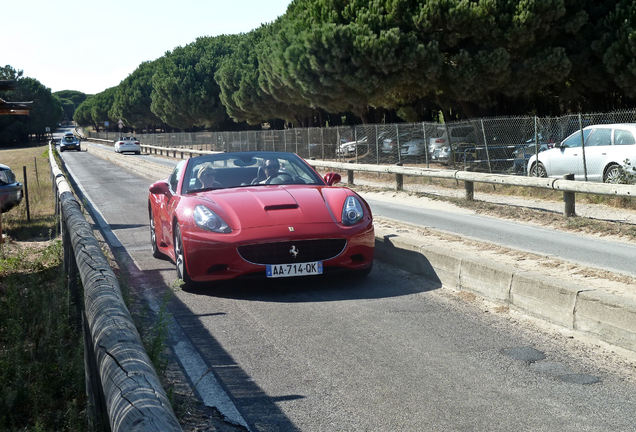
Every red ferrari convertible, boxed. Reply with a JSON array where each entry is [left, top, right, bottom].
[[148, 151, 374, 286]]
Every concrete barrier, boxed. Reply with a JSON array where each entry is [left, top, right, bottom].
[[374, 226, 636, 354]]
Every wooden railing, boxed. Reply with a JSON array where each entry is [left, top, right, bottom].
[[49, 143, 181, 431]]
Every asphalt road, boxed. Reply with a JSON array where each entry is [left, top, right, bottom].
[[59, 148, 636, 432], [365, 198, 636, 277]]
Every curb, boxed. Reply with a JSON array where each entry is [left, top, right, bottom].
[[375, 227, 636, 353]]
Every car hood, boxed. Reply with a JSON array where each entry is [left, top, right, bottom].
[[194, 185, 348, 229]]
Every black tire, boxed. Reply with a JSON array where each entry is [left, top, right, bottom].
[[603, 163, 622, 183], [174, 224, 194, 287], [530, 162, 547, 177], [149, 207, 163, 258]]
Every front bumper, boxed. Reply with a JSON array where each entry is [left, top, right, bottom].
[[181, 221, 375, 282]]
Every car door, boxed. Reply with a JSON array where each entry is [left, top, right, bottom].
[[158, 161, 185, 249], [548, 129, 590, 179], [580, 127, 612, 181]]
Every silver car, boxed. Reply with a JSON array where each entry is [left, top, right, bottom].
[[527, 123, 636, 182], [0, 164, 23, 213]]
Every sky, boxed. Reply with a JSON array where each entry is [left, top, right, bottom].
[[2, 0, 291, 95]]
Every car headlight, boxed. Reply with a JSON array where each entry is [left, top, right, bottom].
[[193, 205, 231, 233], [341, 196, 364, 225]]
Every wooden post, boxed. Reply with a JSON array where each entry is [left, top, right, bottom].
[[396, 162, 403, 191], [465, 180, 474, 201], [347, 169, 354, 185], [563, 173, 576, 217], [23, 166, 30, 222], [34, 157, 40, 186]]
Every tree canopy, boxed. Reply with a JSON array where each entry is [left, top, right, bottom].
[[72, 0, 636, 131], [0, 65, 62, 145]]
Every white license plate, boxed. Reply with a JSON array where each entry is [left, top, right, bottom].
[[266, 261, 323, 278]]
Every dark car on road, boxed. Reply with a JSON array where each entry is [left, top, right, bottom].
[[60, 132, 81, 152], [0, 164, 23, 213]]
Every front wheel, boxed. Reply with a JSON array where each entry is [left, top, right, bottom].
[[529, 162, 547, 177], [604, 164, 622, 183], [149, 207, 163, 258], [174, 224, 194, 287]]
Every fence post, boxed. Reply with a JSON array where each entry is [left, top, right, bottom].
[[480, 119, 492, 173], [395, 124, 401, 164], [422, 122, 429, 167], [375, 124, 379, 165], [563, 173, 576, 217], [395, 162, 403, 191], [465, 179, 474, 201], [579, 114, 588, 181], [444, 123, 452, 165], [22, 166, 30, 222], [347, 167, 354, 185], [354, 127, 358, 163], [533, 116, 539, 177]]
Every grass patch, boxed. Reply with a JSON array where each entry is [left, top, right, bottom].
[[0, 143, 86, 431]]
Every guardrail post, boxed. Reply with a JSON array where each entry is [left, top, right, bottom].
[[465, 180, 474, 201], [395, 162, 403, 191], [563, 173, 576, 217]]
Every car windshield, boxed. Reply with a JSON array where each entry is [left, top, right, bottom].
[[183, 151, 325, 193], [63, 136, 75, 142]]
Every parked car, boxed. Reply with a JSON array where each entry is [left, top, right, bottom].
[[512, 134, 555, 174], [114, 136, 141, 154], [148, 151, 374, 286], [336, 136, 368, 157], [59, 132, 81, 152], [0, 164, 23, 213], [527, 123, 636, 182], [399, 137, 427, 157], [427, 125, 476, 162]]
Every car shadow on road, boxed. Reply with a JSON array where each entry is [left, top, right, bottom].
[[182, 259, 442, 303]]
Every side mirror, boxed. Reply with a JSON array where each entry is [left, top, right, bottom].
[[324, 172, 341, 186], [149, 180, 170, 195]]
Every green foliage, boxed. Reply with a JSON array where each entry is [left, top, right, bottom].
[[596, 0, 636, 98], [111, 60, 162, 130], [216, 25, 315, 125], [62, 1, 636, 128], [89, 87, 117, 128], [0, 65, 62, 144], [0, 241, 86, 431], [54, 89, 88, 107], [73, 95, 95, 127], [54, 90, 88, 122], [150, 35, 240, 129]]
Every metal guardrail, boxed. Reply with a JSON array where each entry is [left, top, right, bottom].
[[306, 159, 634, 217], [82, 136, 634, 217], [49, 143, 181, 431]]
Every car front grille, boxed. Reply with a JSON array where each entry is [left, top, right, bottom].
[[238, 239, 347, 264]]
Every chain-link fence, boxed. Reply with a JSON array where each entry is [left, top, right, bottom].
[[89, 110, 636, 179]]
